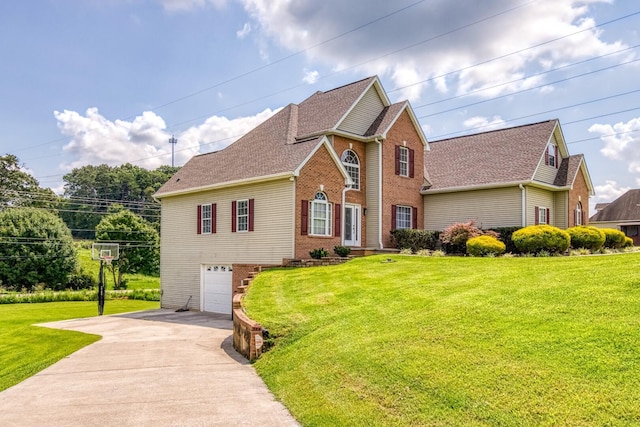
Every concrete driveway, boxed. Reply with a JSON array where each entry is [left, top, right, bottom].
[[0, 309, 299, 426]]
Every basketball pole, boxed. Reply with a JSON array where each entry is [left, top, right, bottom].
[[98, 259, 105, 316]]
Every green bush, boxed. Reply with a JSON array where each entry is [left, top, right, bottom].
[[624, 236, 634, 248], [309, 248, 329, 259], [567, 226, 605, 250], [390, 229, 439, 252], [601, 228, 627, 249], [66, 270, 97, 290], [466, 235, 506, 257], [489, 227, 522, 254], [333, 246, 351, 257], [512, 225, 570, 255]]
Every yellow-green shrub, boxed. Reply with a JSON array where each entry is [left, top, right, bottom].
[[466, 235, 506, 257], [512, 225, 570, 255], [567, 226, 605, 250], [602, 228, 626, 249], [624, 236, 634, 248]]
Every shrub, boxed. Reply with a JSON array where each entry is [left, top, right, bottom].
[[309, 248, 329, 259], [66, 270, 97, 290], [390, 229, 439, 252], [333, 246, 351, 257], [624, 237, 634, 248], [567, 226, 605, 250], [440, 221, 484, 254], [489, 227, 522, 254], [601, 228, 627, 249], [512, 225, 570, 255], [466, 235, 506, 257]]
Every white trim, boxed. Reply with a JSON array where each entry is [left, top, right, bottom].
[[155, 172, 293, 199], [236, 199, 249, 233], [421, 180, 571, 195], [377, 138, 384, 249], [343, 203, 361, 247]]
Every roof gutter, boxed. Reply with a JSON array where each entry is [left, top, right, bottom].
[[420, 180, 571, 195], [154, 172, 294, 200], [519, 184, 526, 227]]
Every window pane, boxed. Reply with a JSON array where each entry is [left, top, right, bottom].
[[202, 204, 212, 233], [237, 200, 248, 232], [396, 206, 411, 229], [399, 147, 408, 177]]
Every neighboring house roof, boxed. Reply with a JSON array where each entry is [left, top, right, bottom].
[[423, 120, 559, 191], [155, 76, 426, 198], [590, 189, 640, 222], [594, 202, 610, 211]]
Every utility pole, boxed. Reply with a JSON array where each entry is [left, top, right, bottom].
[[169, 135, 178, 167]]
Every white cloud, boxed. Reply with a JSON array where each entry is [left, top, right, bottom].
[[237, 22, 252, 39], [462, 115, 506, 132], [593, 179, 631, 204], [240, 0, 629, 101], [54, 107, 280, 171], [303, 69, 319, 84], [589, 117, 640, 172]]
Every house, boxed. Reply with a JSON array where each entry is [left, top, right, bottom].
[[154, 76, 428, 313], [589, 189, 640, 245], [155, 76, 595, 315], [421, 120, 594, 231]]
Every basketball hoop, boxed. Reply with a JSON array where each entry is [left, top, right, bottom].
[[102, 256, 114, 265]]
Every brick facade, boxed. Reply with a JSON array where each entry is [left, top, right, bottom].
[[568, 165, 590, 227], [294, 143, 347, 259], [380, 110, 425, 248]]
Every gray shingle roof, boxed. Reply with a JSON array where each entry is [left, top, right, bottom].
[[155, 77, 378, 197], [553, 154, 583, 187], [423, 120, 559, 191], [590, 189, 640, 222]]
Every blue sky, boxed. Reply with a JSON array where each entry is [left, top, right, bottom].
[[1, 0, 639, 211]]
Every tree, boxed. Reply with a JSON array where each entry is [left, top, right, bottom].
[[95, 209, 160, 288], [0, 154, 58, 211], [0, 208, 77, 291], [61, 163, 178, 238]]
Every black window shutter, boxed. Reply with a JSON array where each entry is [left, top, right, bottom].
[[301, 200, 308, 235], [248, 199, 255, 232], [395, 145, 400, 175], [231, 200, 237, 232], [412, 206, 418, 229], [535, 206, 539, 225], [391, 205, 397, 230], [409, 148, 415, 178], [555, 146, 559, 169], [334, 203, 341, 237], [546, 208, 550, 225], [211, 203, 217, 234], [197, 205, 202, 234]]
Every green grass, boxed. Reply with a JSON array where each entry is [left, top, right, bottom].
[[77, 247, 159, 290], [0, 300, 158, 392], [245, 253, 640, 426]]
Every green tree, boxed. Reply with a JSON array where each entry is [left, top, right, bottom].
[[0, 208, 77, 291], [0, 154, 58, 210], [61, 164, 178, 238], [95, 209, 160, 287]]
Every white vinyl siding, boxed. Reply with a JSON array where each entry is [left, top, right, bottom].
[[526, 186, 555, 226], [337, 86, 385, 135], [423, 187, 522, 231], [159, 178, 295, 310], [365, 142, 381, 248], [534, 135, 560, 184]]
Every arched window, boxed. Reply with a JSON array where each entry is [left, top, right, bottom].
[[341, 150, 360, 190], [575, 202, 583, 225], [310, 192, 332, 236]]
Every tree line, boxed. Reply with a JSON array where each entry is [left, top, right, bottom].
[[0, 154, 178, 290]]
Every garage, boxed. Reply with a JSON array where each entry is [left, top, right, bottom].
[[202, 265, 233, 314]]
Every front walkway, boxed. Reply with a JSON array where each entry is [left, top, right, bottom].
[[0, 309, 298, 426]]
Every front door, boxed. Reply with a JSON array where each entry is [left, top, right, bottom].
[[343, 204, 361, 247]]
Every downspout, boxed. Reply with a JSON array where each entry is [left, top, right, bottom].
[[376, 138, 384, 249], [519, 184, 526, 227]]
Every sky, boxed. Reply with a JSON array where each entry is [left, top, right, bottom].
[[1, 0, 639, 212]]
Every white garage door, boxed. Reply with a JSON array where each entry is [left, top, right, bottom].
[[202, 265, 233, 314]]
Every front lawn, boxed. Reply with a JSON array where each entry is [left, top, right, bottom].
[[0, 300, 158, 392], [245, 253, 640, 426]]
